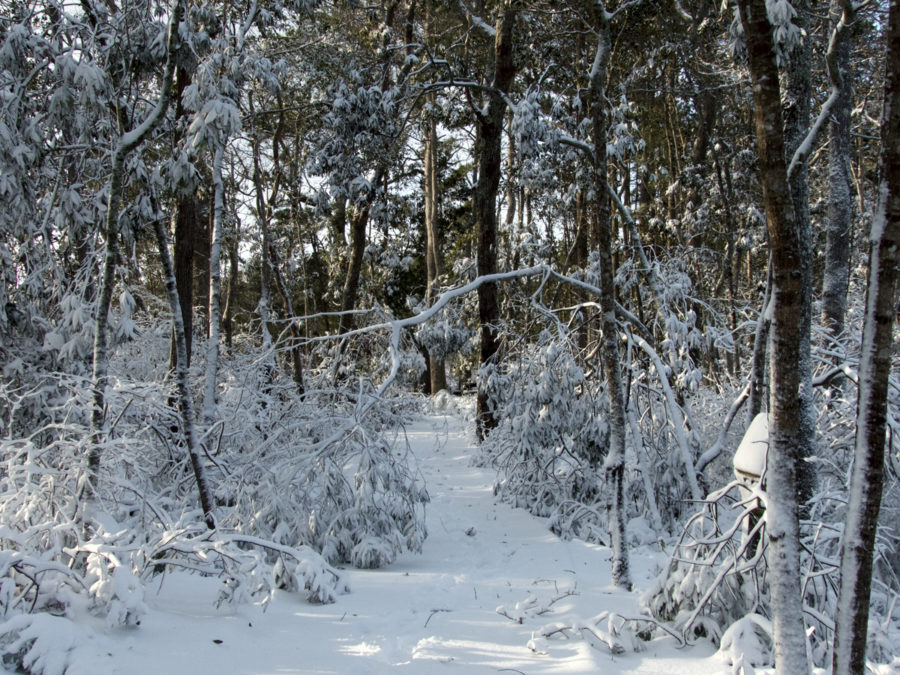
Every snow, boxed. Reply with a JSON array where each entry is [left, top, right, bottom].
[[733, 412, 768, 481], [1, 408, 729, 674]]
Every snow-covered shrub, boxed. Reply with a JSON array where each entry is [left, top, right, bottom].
[[478, 331, 609, 538], [206, 326, 430, 570], [0, 613, 97, 675], [0, 306, 357, 634], [415, 306, 473, 362], [0, 550, 86, 622], [645, 351, 900, 668], [642, 480, 764, 645], [214, 385, 429, 569], [85, 549, 149, 628], [716, 613, 774, 672]]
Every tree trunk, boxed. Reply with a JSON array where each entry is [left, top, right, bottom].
[[251, 132, 276, 390], [474, 4, 517, 441], [202, 144, 225, 424], [713, 146, 740, 377], [748, 256, 771, 421], [424, 106, 447, 393], [87, 0, 183, 482], [169, 64, 200, 370], [223, 223, 239, 350], [783, 0, 817, 516], [832, 2, 900, 670], [586, 0, 631, 591], [571, 190, 589, 353], [692, 90, 717, 166], [822, 0, 855, 345], [736, 0, 809, 670], [152, 211, 216, 529], [338, 202, 371, 335], [269, 242, 305, 396]]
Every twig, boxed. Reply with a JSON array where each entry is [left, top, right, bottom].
[[424, 608, 452, 628]]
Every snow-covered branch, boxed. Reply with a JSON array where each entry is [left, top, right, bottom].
[[787, 0, 867, 180], [606, 0, 646, 23], [694, 383, 751, 474], [118, 0, 184, 155], [628, 332, 703, 502], [457, 0, 496, 38]]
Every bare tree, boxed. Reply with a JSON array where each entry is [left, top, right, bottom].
[[152, 207, 217, 529], [473, 2, 518, 440], [822, 0, 858, 345], [582, 0, 632, 590], [88, 0, 185, 481], [735, 0, 809, 670], [424, 100, 447, 394], [832, 1, 900, 671]]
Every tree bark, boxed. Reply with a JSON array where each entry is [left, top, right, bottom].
[[713, 146, 740, 377], [269, 241, 305, 396], [832, 2, 900, 671], [169, 64, 200, 370], [748, 256, 771, 421], [202, 144, 225, 424], [586, 0, 631, 591], [782, 0, 817, 516], [424, 105, 447, 393], [152, 210, 216, 529], [338, 201, 372, 335], [822, 0, 855, 344], [223, 223, 239, 350], [736, 0, 809, 670], [474, 3, 517, 441], [251, 129, 276, 389]]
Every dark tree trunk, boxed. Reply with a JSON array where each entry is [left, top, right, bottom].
[[822, 0, 855, 345], [169, 64, 201, 369], [783, 0, 817, 516], [152, 213, 216, 529], [171, 190, 198, 368], [269, 242, 305, 396], [223, 228, 239, 350], [713, 147, 740, 377], [424, 107, 447, 394], [338, 202, 371, 335], [692, 89, 717, 166], [832, 2, 900, 671], [736, 0, 809, 670], [748, 257, 771, 421], [571, 191, 589, 353], [474, 4, 517, 441]]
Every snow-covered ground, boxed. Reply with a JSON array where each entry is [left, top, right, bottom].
[[5, 410, 733, 674]]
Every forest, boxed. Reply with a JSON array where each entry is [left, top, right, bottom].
[[1, 0, 899, 672]]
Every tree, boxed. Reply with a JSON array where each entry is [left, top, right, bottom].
[[734, 0, 810, 670], [422, 57, 447, 393], [473, 1, 519, 440], [782, 0, 817, 514], [821, 0, 857, 346], [580, 0, 634, 591], [832, 1, 900, 671], [169, 62, 203, 370], [87, 0, 185, 483]]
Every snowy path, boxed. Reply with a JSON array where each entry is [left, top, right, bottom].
[[36, 411, 724, 674]]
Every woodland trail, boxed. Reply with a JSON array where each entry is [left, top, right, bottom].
[[32, 408, 724, 674]]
